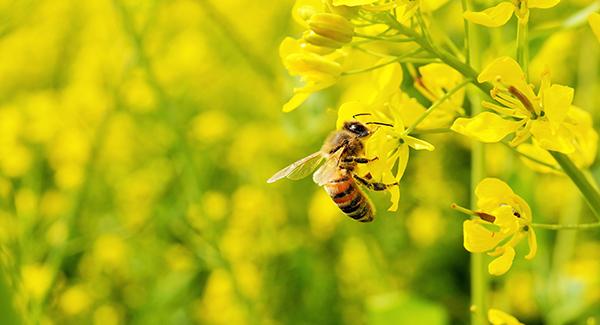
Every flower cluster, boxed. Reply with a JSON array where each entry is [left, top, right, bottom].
[[451, 56, 598, 169], [456, 178, 536, 276]]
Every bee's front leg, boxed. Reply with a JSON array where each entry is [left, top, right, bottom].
[[342, 156, 378, 164], [352, 174, 398, 191]]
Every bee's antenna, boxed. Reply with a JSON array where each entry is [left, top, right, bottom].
[[366, 122, 394, 127], [352, 113, 372, 119]]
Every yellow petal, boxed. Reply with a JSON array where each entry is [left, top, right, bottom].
[[489, 308, 524, 325], [292, 0, 324, 28], [475, 177, 514, 208], [336, 101, 371, 129], [488, 245, 515, 276], [530, 120, 575, 154], [395, 144, 410, 181], [491, 205, 519, 234], [451, 112, 521, 143], [375, 61, 403, 98], [543, 84, 573, 126], [516, 143, 559, 174], [478, 57, 536, 105], [463, 2, 514, 27], [525, 227, 537, 260], [463, 220, 502, 253], [528, 0, 560, 9], [279, 37, 303, 61], [403, 135, 434, 151], [590, 13, 600, 43], [283, 91, 311, 112]]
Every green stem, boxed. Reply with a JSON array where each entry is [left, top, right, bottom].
[[516, 17, 529, 75], [459, 1, 488, 322], [533, 221, 600, 230], [550, 151, 600, 221], [404, 78, 471, 134], [381, 14, 492, 96]]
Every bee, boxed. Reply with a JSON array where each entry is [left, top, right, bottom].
[[267, 117, 398, 222]]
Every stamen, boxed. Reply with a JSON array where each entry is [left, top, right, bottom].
[[508, 86, 537, 118], [451, 203, 497, 223]]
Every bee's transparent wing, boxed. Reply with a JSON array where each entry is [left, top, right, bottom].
[[313, 148, 344, 186], [267, 151, 325, 183]]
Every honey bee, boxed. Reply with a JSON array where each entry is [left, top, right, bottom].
[[267, 118, 398, 222]]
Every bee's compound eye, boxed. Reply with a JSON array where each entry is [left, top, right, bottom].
[[345, 122, 369, 137]]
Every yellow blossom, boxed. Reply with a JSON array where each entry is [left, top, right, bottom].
[[280, 37, 344, 112], [459, 178, 536, 276], [488, 308, 524, 325], [452, 56, 579, 154], [464, 0, 560, 27]]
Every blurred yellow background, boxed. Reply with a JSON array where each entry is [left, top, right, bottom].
[[0, 0, 599, 324]]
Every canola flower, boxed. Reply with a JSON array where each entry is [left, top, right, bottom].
[[453, 178, 536, 276], [451, 56, 597, 156]]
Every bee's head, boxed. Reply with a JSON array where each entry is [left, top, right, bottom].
[[343, 121, 370, 137]]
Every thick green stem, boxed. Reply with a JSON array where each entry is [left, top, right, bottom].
[[516, 17, 529, 75], [550, 151, 600, 221], [460, 2, 488, 323], [382, 14, 492, 96]]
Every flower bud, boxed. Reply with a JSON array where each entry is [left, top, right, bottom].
[[300, 41, 336, 55], [284, 53, 342, 78], [303, 30, 345, 49], [308, 13, 354, 45]]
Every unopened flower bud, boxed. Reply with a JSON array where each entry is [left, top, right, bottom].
[[303, 30, 345, 49], [308, 13, 354, 45]]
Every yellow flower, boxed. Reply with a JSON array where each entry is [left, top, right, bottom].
[[488, 308, 524, 325], [335, 63, 434, 211], [464, 0, 560, 27], [452, 57, 577, 154], [460, 178, 536, 276], [280, 37, 344, 112], [516, 106, 598, 173], [590, 12, 600, 43], [409, 63, 466, 128]]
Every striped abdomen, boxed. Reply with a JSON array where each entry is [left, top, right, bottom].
[[324, 176, 373, 222]]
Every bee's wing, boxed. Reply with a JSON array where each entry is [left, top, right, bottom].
[[312, 147, 344, 186], [267, 151, 325, 183]]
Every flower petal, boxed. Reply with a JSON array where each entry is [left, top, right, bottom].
[[525, 227, 537, 260], [336, 101, 371, 129], [530, 120, 575, 154], [488, 245, 515, 276], [516, 143, 559, 174], [543, 84, 573, 126], [463, 2, 514, 27], [283, 91, 311, 112], [590, 13, 600, 43], [463, 220, 502, 253], [528, 0, 560, 9], [403, 135, 434, 151], [374, 60, 403, 98], [451, 112, 521, 143], [478, 57, 537, 106], [475, 178, 514, 209]]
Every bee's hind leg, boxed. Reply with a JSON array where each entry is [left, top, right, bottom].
[[342, 156, 378, 164], [352, 174, 398, 191]]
